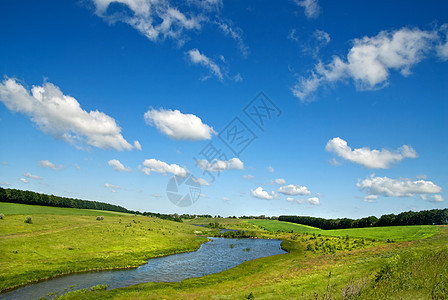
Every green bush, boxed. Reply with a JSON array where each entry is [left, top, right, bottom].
[[24, 216, 32, 224], [0, 213, 4, 219], [96, 216, 104, 221]]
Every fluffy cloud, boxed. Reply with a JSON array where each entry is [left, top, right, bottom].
[[363, 195, 378, 203], [271, 178, 286, 185], [277, 184, 311, 196], [192, 177, 209, 186], [38, 160, 64, 170], [294, 0, 320, 19], [186, 49, 224, 80], [140, 158, 187, 177], [421, 194, 445, 203], [292, 26, 445, 101], [251, 186, 274, 200], [0, 78, 138, 151], [325, 137, 417, 169], [24, 172, 42, 180], [197, 158, 244, 172], [144, 108, 215, 141], [108, 159, 131, 172], [307, 197, 320, 205], [357, 175, 443, 198], [104, 183, 120, 189]]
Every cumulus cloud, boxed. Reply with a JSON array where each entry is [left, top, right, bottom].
[[144, 108, 215, 141], [0, 77, 138, 151], [277, 184, 311, 196], [24, 172, 42, 180], [38, 160, 64, 170], [307, 197, 320, 205], [197, 158, 244, 172], [294, 0, 320, 19], [192, 177, 209, 186], [286, 197, 304, 204], [325, 137, 417, 169], [242, 174, 255, 180], [271, 178, 286, 185], [267, 166, 275, 173], [363, 195, 378, 203], [292, 26, 444, 101], [108, 159, 131, 172], [19, 178, 28, 183], [251, 186, 274, 200], [140, 158, 187, 177], [357, 175, 443, 198], [421, 194, 445, 202]]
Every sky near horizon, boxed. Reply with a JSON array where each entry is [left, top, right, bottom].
[[0, 0, 447, 218]]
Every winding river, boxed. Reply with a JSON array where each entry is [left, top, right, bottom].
[[1, 237, 286, 299]]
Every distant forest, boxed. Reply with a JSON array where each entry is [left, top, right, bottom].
[[0, 187, 182, 222], [279, 208, 448, 230]]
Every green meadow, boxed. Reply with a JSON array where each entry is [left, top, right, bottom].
[[1, 204, 447, 299], [0, 203, 208, 292]]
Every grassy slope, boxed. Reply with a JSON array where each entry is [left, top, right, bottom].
[[0, 203, 208, 292], [60, 219, 448, 299], [248, 219, 439, 241]]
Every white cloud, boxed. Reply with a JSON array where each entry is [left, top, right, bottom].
[[294, 0, 320, 19], [307, 197, 320, 205], [199, 193, 208, 198], [134, 141, 142, 150], [92, 0, 202, 45], [144, 108, 215, 141], [215, 20, 248, 58], [437, 25, 448, 60], [19, 178, 28, 183], [74, 164, 81, 170], [277, 184, 311, 196], [24, 172, 42, 180], [222, 197, 230, 201], [251, 186, 274, 200], [242, 174, 255, 180], [108, 159, 131, 172], [0, 181, 11, 186], [363, 195, 378, 203], [197, 158, 244, 172], [421, 194, 445, 202], [267, 166, 275, 173], [286, 197, 304, 204], [292, 26, 442, 101], [38, 160, 64, 170], [186, 49, 224, 80], [271, 178, 286, 185], [152, 192, 163, 198], [104, 183, 120, 189], [0, 77, 138, 151], [357, 175, 443, 198], [329, 158, 341, 166], [140, 158, 187, 177], [192, 177, 209, 186], [326, 137, 417, 169]]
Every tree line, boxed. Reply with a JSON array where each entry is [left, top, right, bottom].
[[279, 208, 448, 230], [0, 187, 182, 222]]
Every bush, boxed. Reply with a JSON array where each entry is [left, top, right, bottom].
[[96, 216, 104, 221], [24, 216, 32, 224], [0, 213, 4, 219]]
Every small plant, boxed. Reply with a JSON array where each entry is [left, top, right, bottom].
[[0, 213, 4, 219], [24, 216, 32, 224], [96, 216, 104, 221], [246, 292, 255, 299]]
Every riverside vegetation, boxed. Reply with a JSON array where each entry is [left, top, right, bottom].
[[0, 198, 447, 299]]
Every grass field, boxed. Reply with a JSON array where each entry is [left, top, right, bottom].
[[247, 219, 439, 242], [0, 203, 208, 292]]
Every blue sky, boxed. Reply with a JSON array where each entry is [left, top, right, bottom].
[[0, 0, 447, 218]]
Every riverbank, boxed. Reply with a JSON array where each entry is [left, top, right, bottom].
[[0, 202, 208, 292]]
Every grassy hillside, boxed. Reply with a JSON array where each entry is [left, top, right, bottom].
[[0, 203, 208, 292], [248, 219, 439, 242]]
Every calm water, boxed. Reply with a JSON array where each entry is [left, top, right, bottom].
[[1, 238, 286, 300]]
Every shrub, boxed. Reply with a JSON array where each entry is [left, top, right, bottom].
[[0, 213, 4, 219], [24, 216, 32, 224], [96, 216, 104, 221]]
